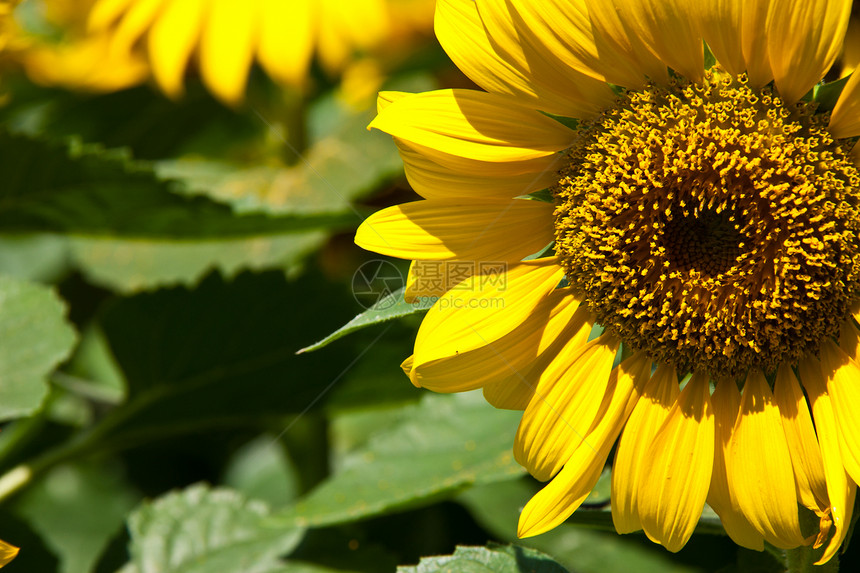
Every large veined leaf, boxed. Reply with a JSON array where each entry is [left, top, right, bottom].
[[0, 275, 77, 421], [397, 545, 567, 573], [74, 270, 409, 452], [0, 131, 353, 238], [155, 72, 436, 217], [153, 124, 399, 217], [272, 392, 524, 528], [118, 484, 304, 573]]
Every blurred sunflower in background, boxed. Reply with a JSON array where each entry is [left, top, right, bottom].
[[16, 0, 435, 105], [357, 0, 860, 564]]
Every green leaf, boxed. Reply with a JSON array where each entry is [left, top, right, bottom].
[[0, 275, 77, 421], [813, 76, 851, 113], [0, 131, 353, 239], [0, 235, 69, 283], [0, 81, 264, 161], [12, 462, 138, 573], [298, 287, 431, 353], [458, 479, 701, 573], [273, 392, 524, 528], [154, 122, 399, 217], [268, 563, 361, 573], [120, 484, 305, 573], [60, 325, 127, 406], [397, 544, 567, 573], [67, 232, 326, 293], [73, 270, 414, 456], [222, 436, 301, 510], [153, 76, 436, 218]]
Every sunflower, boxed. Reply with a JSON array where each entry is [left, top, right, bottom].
[[355, 0, 860, 563], [21, 0, 434, 105]]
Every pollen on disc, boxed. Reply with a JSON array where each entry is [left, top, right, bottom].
[[553, 71, 860, 377]]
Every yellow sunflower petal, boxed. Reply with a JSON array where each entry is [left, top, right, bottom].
[[580, 0, 668, 83], [482, 373, 536, 411], [829, 69, 860, 139], [354, 198, 554, 262], [369, 89, 574, 164], [397, 137, 565, 179], [766, 0, 853, 105], [404, 260, 453, 303], [396, 140, 558, 200], [774, 364, 829, 514], [400, 354, 415, 381], [198, 0, 257, 105], [818, 339, 860, 487], [413, 290, 589, 393], [514, 333, 620, 481], [694, 0, 744, 77], [473, 0, 616, 117], [839, 318, 860, 358], [434, 0, 600, 116], [638, 372, 714, 553], [147, 0, 206, 99], [798, 356, 858, 564], [88, 0, 137, 30], [0, 540, 17, 567], [318, 0, 388, 72], [611, 362, 679, 535], [741, 0, 773, 89], [377, 91, 414, 113], [505, 0, 650, 89], [257, 0, 314, 87], [412, 258, 565, 365], [108, 0, 166, 54], [604, 0, 703, 83], [707, 379, 765, 551], [483, 302, 596, 410], [518, 352, 652, 537], [728, 370, 805, 548], [842, 18, 860, 77]]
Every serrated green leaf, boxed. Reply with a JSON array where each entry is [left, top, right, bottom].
[[120, 484, 304, 573], [13, 462, 138, 573], [0, 131, 353, 239], [0, 275, 77, 421], [272, 392, 524, 528], [298, 287, 430, 353], [154, 123, 399, 217], [398, 544, 567, 573]]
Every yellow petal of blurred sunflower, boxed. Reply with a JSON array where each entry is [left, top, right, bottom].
[[20, 0, 435, 105], [357, 0, 860, 562]]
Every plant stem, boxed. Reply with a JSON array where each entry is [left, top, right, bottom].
[[785, 545, 839, 573]]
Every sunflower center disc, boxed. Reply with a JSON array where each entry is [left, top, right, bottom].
[[553, 71, 860, 377]]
